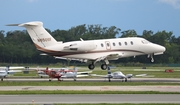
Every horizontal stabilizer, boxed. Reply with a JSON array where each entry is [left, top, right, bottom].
[[6, 24, 20, 26], [135, 74, 147, 76], [6, 21, 42, 27]]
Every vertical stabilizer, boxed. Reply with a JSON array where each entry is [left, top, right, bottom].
[[7, 21, 57, 49]]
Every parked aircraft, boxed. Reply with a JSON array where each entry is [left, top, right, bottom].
[[7, 21, 166, 70], [36, 67, 72, 78], [0, 66, 23, 81], [93, 67, 147, 82], [40, 67, 91, 81]]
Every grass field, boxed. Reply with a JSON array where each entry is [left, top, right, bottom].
[[3, 66, 180, 104], [1, 81, 180, 86], [5, 103, 180, 105]]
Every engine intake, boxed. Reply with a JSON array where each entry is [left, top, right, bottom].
[[64, 41, 96, 52]]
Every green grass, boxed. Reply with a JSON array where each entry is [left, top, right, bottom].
[[7, 103, 180, 105], [0, 81, 180, 86], [54, 103, 180, 105]]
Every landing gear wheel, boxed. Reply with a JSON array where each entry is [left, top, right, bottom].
[[88, 64, 95, 70], [101, 64, 107, 70], [125, 78, 127, 82], [108, 77, 111, 82]]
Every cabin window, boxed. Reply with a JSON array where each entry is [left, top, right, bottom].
[[130, 41, 133, 45], [125, 42, 127, 45], [106, 43, 110, 47], [119, 42, 121, 46], [113, 42, 115, 46], [101, 43, 104, 47]]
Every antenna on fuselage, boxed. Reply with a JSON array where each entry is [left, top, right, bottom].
[[80, 38, 84, 41]]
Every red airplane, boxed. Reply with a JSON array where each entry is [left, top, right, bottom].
[[38, 67, 91, 81]]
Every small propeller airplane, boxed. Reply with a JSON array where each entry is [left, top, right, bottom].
[[7, 21, 166, 70], [36, 67, 74, 78], [0, 66, 23, 81], [39, 67, 91, 81], [92, 67, 147, 82]]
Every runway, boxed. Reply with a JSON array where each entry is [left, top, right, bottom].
[[1, 78, 180, 104], [0, 94, 180, 104]]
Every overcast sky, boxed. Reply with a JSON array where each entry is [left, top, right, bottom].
[[1, 0, 180, 37]]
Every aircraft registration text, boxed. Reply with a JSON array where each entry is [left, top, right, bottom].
[[37, 38, 51, 42]]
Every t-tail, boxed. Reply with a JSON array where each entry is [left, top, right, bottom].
[[6, 21, 57, 50], [5, 66, 9, 74]]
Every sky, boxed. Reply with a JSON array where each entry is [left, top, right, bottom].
[[1, 0, 180, 37]]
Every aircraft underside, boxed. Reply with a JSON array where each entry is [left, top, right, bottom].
[[56, 51, 146, 70]]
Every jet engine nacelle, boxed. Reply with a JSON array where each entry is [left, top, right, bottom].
[[64, 41, 97, 52]]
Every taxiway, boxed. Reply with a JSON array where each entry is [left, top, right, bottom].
[[0, 94, 180, 104]]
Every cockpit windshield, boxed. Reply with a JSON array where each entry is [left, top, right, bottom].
[[141, 39, 150, 44]]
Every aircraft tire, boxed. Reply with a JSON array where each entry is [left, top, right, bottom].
[[125, 78, 127, 82], [88, 64, 95, 70], [101, 64, 107, 70]]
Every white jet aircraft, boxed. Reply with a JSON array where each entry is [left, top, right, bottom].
[[7, 21, 166, 70]]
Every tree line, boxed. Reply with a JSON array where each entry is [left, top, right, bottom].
[[0, 24, 179, 65]]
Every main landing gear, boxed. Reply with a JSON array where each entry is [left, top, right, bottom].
[[88, 63, 108, 70], [88, 63, 95, 70], [101, 64, 107, 70], [88, 58, 109, 70]]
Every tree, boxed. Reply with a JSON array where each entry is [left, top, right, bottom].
[[120, 30, 137, 38]]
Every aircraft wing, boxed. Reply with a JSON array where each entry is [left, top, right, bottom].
[[61, 74, 89, 78], [135, 74, 147, 77], [77, 71, 92, 74], [8, 70, 22, 74], [90, 74, 112, 78], [76, 74, 90, 77], [0, 70, 6, 73], [93, 52, 123, 62], [0, 67, 24, 70], [135, 74, 154, 77], [54, 52, 123, 62]]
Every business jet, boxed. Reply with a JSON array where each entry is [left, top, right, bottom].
[[40, 67, 91, 81], [0, 66, 23, 81], [93, 67, 147, 82], [7, 21, 166, 70]]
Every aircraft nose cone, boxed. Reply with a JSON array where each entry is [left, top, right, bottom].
[[159, 45, 166, 52], [153, 44, 166, 55]]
